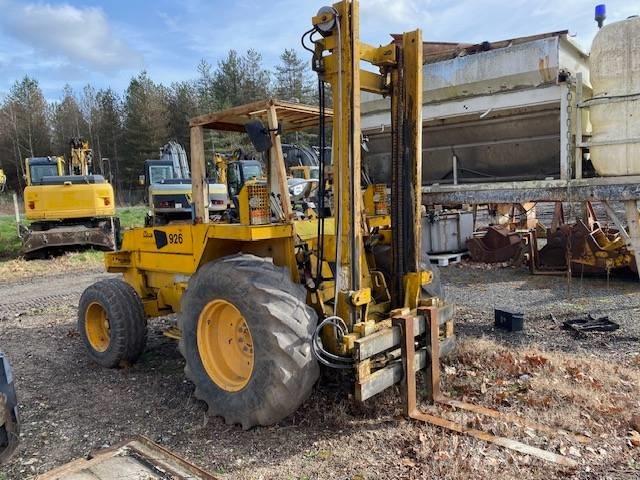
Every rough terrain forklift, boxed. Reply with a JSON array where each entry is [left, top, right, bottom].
[[78, 1, 454, 429], [20, 138, 119, 258]]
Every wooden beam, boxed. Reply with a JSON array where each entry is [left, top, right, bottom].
[[266, 104, 292, 221], [190, 126, 209, 224]]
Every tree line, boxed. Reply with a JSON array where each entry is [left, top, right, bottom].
[[0, 49, 316, 201]]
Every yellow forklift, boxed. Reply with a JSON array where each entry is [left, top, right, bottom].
[[77, 0, 450, 429], [76, 4, 583, 465], [20, 139, 118, 258]]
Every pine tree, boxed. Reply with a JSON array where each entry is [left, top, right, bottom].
[[0, 77, 50, 190], [196, 59, 216, 114], [50, 85, 87, 159], [94, 88, 123, 188], [213, 50, 244, 108], [122, 71, 169, 191], [167, 81, 199, 152], [240, 49, 270, 103], [274, 49, 314, 103]]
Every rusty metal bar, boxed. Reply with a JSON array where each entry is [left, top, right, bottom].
[[438, 398, 591, 444], [420, 306, 441, 401], [410, 409, 578, 467], [394, 315, 580, 468]]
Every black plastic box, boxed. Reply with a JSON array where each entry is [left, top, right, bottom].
[[494, 309, 524, 332]]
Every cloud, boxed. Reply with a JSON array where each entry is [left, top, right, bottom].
[[360, 0, 434, 27], [0, 1, 143, 72]]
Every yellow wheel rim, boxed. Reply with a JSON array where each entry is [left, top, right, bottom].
[[85, 302, 111, 352], [197, 299, 254, 392]]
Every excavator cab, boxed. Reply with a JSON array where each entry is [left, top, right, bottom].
[[25, 157, 64, 185], [226, 160, 264, 197]]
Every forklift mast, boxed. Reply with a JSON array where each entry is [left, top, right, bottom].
[[311, 0, 424, 322]]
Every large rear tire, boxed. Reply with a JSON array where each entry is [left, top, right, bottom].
[[179, 254, 319, 429], [78, 278, 147, 368]]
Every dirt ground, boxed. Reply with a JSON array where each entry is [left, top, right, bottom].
[[0, 259, 639, 480]]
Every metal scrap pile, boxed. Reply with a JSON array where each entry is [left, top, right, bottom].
[[466, 203, 636, 277]]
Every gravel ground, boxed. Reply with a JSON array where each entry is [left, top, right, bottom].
[[0, 261, 638, 479], [442, 262, 640, 362]]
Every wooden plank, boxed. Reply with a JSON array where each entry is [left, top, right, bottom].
[[439, 398, 591, 444], [189, 99, 332, 132], [189, 126, 208, 224], [38, 436, 220, 480], [266, 104, 292, 221], [410, 410, 578, 468]]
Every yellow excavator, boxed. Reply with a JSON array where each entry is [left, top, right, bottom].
[[20, 138, 118, 258]]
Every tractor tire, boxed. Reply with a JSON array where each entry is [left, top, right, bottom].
[[78, 278, 147, 368], [179, 254, 319, 429]]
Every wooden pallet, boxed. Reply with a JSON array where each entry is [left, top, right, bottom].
[[429, 251, 468, 267]]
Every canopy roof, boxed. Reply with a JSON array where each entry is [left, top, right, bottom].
[[189, 99, 332, 133]]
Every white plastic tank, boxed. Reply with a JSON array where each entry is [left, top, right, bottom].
[[589, 15, 640, 176]]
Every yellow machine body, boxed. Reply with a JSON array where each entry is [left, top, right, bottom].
[[21, 144, 119, 257], [24, 182, 115, 221], [94, 0, 453, 415]]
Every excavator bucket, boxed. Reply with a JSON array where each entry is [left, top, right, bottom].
[[0, 352, 20, 465], [21, 219, 119, 259]]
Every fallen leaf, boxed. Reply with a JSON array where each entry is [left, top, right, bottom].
[[524, 354, 548, 368], [401, 457, 416, 468]]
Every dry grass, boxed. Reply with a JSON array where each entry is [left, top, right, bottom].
[[433, 338, 640, 476], [0, 250, 104, 281]]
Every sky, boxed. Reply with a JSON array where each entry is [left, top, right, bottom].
[[0, 0, 637, 101]]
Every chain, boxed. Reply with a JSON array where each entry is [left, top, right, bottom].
[[565, 83, 574, 180]]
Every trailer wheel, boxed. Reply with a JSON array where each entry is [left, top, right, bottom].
[[179, 254, 319, 429], [78, 279, 147, 367]]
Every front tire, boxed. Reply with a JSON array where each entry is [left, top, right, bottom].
[[78, 278, 147, 368], [179, 254, 319, 429]]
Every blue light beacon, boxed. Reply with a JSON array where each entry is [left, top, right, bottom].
[[595, 4, 607, 28]]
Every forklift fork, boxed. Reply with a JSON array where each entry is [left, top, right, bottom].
[[394, 312, 587, 468]]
